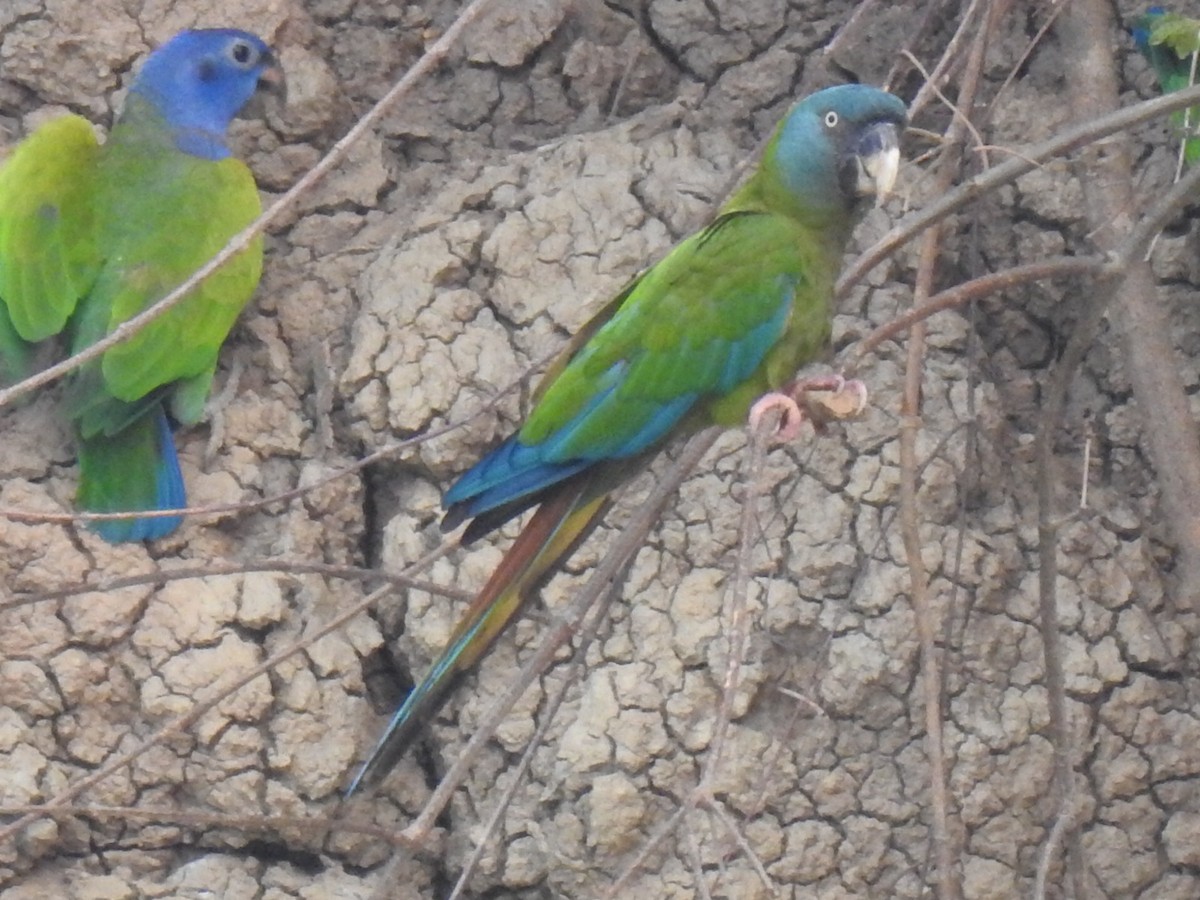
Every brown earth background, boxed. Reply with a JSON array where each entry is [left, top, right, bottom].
[[2, 0, 1200, 897]]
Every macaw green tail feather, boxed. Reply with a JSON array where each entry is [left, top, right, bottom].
[[346, 482, 609, 796], [77, 406, 185, 542]]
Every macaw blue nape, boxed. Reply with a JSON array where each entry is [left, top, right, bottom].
[[346, 83, 908, 795], [0, 28, 279, 542]]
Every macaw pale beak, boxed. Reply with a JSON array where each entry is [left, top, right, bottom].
[[854, 121, 901, 206]]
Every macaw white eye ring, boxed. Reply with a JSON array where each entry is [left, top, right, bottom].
[[824, 110, 839, 128]]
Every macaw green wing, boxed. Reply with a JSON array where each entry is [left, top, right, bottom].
[[0, 114, 101, 343], [445, 209, 835, 521]]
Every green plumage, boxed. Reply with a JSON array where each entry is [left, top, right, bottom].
[[347, 84, 908, 794], [0, 29, 275, 542], [66, 95, 263, 434], [1136, 9, 1200, 165]]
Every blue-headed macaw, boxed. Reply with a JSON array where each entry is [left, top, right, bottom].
[[349, 83, 907, 794]]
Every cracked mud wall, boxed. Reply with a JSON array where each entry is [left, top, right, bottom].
[[2, 1, 1200, 898]]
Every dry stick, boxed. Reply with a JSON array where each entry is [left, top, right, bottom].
[[834, 83, 1200, 298], [443, 537, 636, 900], [0, 537, 458, 849], [0, 0, 502, 413], [604, 417, 782, 899], [824, 0, 882, 62], [1037, 132, 1200, 900], [683, 408, 781, 895], [603, 808, 689, 900], [684, 823, 714, 900], [398, 430, 721, 846], [844, 256, 1105, 371], [1039, 1, 1142, 892], [900, 8, 992, 897], [881, 0, 962, 98], [0, 803, 407, 848], [704, 409, 776, 779], [987, 0, 1068, 118], [847, 144, 1200, 368], [3, 559, 472, 609], [1032, 160, 1200, 890], [903, 0, 986, 119], [898, 249, 950, 898], [695, 794, 773, 890]]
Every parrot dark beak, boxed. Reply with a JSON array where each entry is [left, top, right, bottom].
[[853, 121, 901, 207], [257, 55, 286, 101]]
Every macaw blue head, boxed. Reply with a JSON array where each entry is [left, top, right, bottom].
[[128, 28, 278, 159], [772, 84, 908, 223]]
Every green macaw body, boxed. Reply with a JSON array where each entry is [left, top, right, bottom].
[[347, 84, 908, 794], [522, 200, 843, 447], [0, 29, 275, 542], [1135, 8, 1200, 165]]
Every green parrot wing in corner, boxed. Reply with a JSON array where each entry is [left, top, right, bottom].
[[1134, 7, 1200, 165], [0, 29, 279, 542], [346, 83, 908, 794]]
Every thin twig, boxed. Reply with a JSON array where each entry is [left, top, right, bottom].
[[2, 559, 471, 610], [446, 496, 658, 897], [0, 803, 409, 848], [0, 537, 458, 849], [0, 344, 554, 531], [844, 256, 1106, 372], [703, 409, 776, 778], [900, 9, 995, 897]]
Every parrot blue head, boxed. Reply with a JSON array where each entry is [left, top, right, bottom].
[[1133, 7, 1166, 53], [128, 28, 278, 159], [771, 84, 907, 223]]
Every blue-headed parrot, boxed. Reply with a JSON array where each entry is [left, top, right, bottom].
[[0, 28, 279, 541]]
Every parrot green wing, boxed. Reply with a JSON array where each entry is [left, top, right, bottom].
[[68, 136, 262, 436], [0, 115, 101, 347]]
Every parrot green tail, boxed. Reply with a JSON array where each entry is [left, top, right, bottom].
[[346, 481, 609, 795], [76, 406, 185, 542], [0, 307, 32, 386]]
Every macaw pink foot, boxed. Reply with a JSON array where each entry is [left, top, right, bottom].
[[748, 375, 870, 443], [749, 391, 806, 442], [800, 376, 869, 427]]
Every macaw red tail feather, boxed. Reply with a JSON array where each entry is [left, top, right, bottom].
[[346, 480, 608, 795]]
